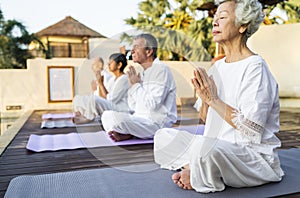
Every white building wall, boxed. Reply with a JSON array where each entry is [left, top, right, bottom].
[[1, 23, 300, 118], [247, 23, 300, 97], [0, 58, 94, 114], [0, 58, 210, 116]]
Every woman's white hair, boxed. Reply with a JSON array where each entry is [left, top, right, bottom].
[[215, 0, 265, 39]]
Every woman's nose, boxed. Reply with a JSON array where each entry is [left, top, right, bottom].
[[213, 20, 218, 27], [213, 15, 218, 26]]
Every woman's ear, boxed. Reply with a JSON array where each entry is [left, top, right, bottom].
[[239, 24, 248, 34], [117, 62, 122, 69]]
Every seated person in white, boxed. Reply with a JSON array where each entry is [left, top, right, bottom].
[[90, 57, 113, 95], [73, 53, 130, 124], [153, 0, 284, 193], [101, 33, 177, 142]]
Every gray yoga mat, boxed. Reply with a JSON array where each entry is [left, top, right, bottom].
[[5, 149, 300, 198]]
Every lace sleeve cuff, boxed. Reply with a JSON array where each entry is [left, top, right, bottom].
[[231, 110, 263, 144]]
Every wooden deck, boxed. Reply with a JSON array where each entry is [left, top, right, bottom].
[[0, 106, 300, 197]]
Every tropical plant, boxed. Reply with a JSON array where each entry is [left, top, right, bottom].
[[263, 1, 300, 24], [123, 0, 300, 61], [0, 7, 46, 69], [124, 0, 169, 28], [164, 9, 194, 31], [123, 0, 212, 61]]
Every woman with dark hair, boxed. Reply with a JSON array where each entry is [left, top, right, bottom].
[[73, 53, 130, 124], [101, 33, 177, 142]]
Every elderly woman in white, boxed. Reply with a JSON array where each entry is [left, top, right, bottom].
[[154, 0, 284, 193], [73, 53, 130, 124]]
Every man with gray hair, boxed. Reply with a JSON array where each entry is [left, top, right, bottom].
[[101, 33, 177, 141]]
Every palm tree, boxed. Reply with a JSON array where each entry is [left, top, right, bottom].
[[124, 0, 299, 61], [124, 0, 169, 28], [164, 10, 193, 32], [123, 0, 211, 61], [0, 7, 46, 69], [276, 1, 299, 24]]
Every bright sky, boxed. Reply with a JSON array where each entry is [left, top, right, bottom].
[[0, 0, 142, 38]]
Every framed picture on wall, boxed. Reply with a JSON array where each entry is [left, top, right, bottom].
[[47, 66, 74, 103]]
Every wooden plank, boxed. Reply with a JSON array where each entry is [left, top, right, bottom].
[[0, 109, 156, 197], [1, 107, 300, 197]]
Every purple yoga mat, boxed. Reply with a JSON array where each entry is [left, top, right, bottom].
[[26, 131, 153, 152], [27, 125, 204, 152]]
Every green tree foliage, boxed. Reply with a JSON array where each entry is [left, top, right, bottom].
[[124, 0, 300, 61], [264, 1, 300, 24], [0, 7, 46, 69], [123, 0, 212, 61]]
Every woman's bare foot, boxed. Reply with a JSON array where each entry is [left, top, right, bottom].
[[172, 172, 181, 184], [180, 169, 193, 190], [108, 131, 133, 142], [74, 111, 81, 116], [72, 112, 93, 124], [172, 169, 193, 190]]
